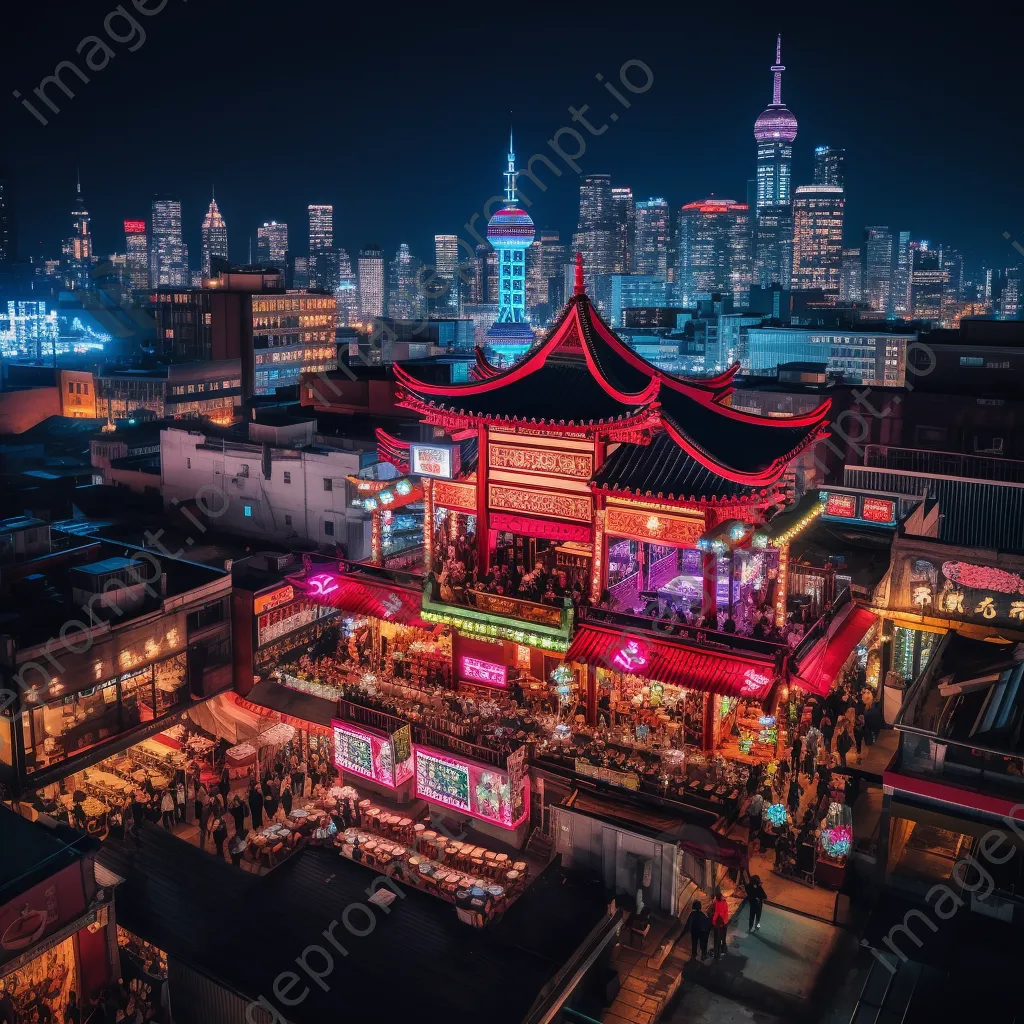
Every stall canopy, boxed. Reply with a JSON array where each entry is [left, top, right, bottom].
[[791, 605, 879, 696], [566, 624, 780, 700], [298, 574, 428, 628], [186, 692, 265, 745]]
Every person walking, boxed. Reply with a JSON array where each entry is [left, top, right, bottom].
[[790, 732, 803, 773], [199, 801, 213, 852], [229, 833, 246, 868], [685, 900, 711, 962], [219, 765, 231, 801], [787, 774, 803, 815], [212, 817, 228, 860], [159, 789, 175, 830], [820, 712, 834, 752], [836, 724, 853, 768], [747, 789, 764, 837], [746, 875, 768, 931], [711, 889, 730, 959], [175, 780, 187, 824], [229, 794, 246, 838], [248, 781, 264, 828], [281, 784, 293, 819], [803, 724, 821, 777]]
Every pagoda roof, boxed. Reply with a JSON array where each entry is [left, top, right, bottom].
[[593, 433, 779, 504], [394, 284, 830, 487]]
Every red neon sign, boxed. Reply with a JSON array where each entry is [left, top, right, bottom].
[[459, 655, 507, 688], [123, 220, 146, 234], [611, 637, 649, 673], [824, 493, 857, 518], [860, 497, 895, 523], [307, 573, 339, 597]]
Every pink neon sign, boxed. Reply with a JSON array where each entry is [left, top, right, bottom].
[[611, 637, 649, 673], [459, 655, 507, 688], [740, 668, 773, 696], [308, 573, 339, 597]]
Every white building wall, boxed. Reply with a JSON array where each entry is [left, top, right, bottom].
[[160, 428, 371, 559]]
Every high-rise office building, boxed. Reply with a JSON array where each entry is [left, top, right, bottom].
[[308, 205, 334, 291], [357, 245, 385, 320], [0, 165, 14, 266], [200, 191, 229, 278], [893, 231, 912, 316], [433, 234, 461, 316], [256, 221, 288, 276], [63, 174, 93, 290], [940, 246, 964, 325], [485, 132, 536, 362], [754, 204, 793, 290], [149, 196, 189, 288], [124, 220, 149, 293], [840, 248, 862, 302], [909, 242, 946, 322], [539, 229, 566, 295], [677, 198, 751, 308], [791, 185, 845, 292], [611, 186, 634, 273], [472, 242, 498, 305], [526, 240, 546, 311], [573, 174, 615, 278], [334, 248, 358, 326], [999, 268, 1020, 321], [813, 146, 845, 188], [754, 35, 797, 211], [633, 198, 669, 278], [388, 243, 423, 320], [861, 226, 893, 314]]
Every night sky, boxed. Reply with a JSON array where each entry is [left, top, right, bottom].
[[4, 0, 1023, 271]]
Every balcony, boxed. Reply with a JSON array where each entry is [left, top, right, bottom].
[[421, 573, 575, 652], [580, 604, 795, 662]]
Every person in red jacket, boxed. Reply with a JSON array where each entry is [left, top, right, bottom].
[[711, 889, 730, 958]]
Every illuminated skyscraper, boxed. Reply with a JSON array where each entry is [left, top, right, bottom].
[[573, 174, 615, 279], [149, 196, 189, 288], [840, 248, 862, 302], [791, 185, 845, 292], [357, 245, 385, 320], [611, 186, 634, 273], [539, 228, 566, 290], [485, 131, 536, 363], [433, 234, 461, 316], [124, 220, 149, 293], [893, 231, 912, 316], [633, 198, 669, 279], [862, 226, 893, 314], [754, 35, 797, 211], [909, 241, 946, 322], [63, 174, 93, 290], [200, 190, 228, 277], [256, 221, 288, 276], [753, 36, 797, 296], [308, 205, 334, 291], [334, 248, 359, 325], [0, 165, 14, 266], [388, 243, 423, 319], [677, 197, 751, 308], [813, 146, 845, 188]]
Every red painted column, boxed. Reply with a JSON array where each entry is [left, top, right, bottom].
[[476, 423, 489, 576], [701, 551, 717, 620]]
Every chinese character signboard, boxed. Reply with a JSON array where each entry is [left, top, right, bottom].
[[410, 443, 460, 479], [414, 746, 529, 829], [459, 655, 507, 688]]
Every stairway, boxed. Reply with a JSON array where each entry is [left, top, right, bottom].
[[523, 825, 554, 861]]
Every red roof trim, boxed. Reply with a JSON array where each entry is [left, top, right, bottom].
[[591, 481, 773, 507], [471, 347, 503, 380]]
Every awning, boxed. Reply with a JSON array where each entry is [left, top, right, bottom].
[[566, 624, 779, 700], [186, 692, 266, 745], [791, 606, 879, 696], [300, 575, 428, 628], [244, 679, 337, 735]]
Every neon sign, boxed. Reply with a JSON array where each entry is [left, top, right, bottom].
[[253, 584, 294, 615], [308, 573, 339, 597], [824, 492, 857, 518], [459, 655, 507, 688], [332, 720, 411, 789], [861, 497, 895, 523], [611, 637, 649, 672], [740, 668, 772, 696], [123, 220, 146, 234], [414, 746, 529, 829]]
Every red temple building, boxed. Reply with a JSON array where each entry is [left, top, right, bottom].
[[274, 259, 861, 779]]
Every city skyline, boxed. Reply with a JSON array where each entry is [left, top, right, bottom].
[[3, 3, 1022, 273]]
